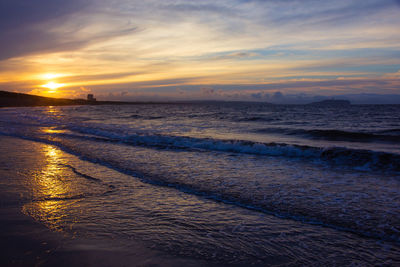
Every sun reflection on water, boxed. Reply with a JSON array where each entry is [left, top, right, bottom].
[[23, 145, 75, 232], [46, 106, 64, 119], [41, 128, 66, 134], [37, 146, 70, 198]]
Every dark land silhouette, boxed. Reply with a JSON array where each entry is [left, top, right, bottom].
[[308, 99, 351, 106], [0, 90, 134, 107]]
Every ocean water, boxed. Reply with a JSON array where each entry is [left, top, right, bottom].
[[1, 102, 400, 265]]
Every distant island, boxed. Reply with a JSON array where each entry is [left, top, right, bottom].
[[308, 99, 351, 106], [0, 90, 134, 107]]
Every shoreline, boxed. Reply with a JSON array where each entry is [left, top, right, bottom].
[[0, 136, 214, 267]]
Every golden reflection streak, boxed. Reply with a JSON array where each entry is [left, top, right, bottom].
[[47, 106, 57, 115], [26, 145, 73, 232], [42, 128, 65, 134], [46, 106, 64, 119], [38, 146, 69, 197]]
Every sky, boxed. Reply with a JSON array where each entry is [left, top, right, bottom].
[[0, 0, 400, 103]]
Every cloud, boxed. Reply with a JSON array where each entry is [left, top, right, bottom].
[[210, 51, 260, 60], [57, 71, 144, 84], [162, 2, 233, 15], [0, 0, 139, 60], [0, 0, 89, 28], [384, 70, 400, 78], [200, 87, 215, 95], [2, 0, 399, 61], [0, 0, 91, 59]]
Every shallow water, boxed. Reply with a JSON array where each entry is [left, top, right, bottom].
[[1, 103, 400, 265]]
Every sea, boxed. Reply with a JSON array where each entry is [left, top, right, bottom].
[[0, 102, 399, 266]]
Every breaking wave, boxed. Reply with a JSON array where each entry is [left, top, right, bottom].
[[63, 127, 400, 172], [256, 127, 400, 143]]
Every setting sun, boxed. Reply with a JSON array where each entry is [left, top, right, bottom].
[[41, 81, 64, 92]]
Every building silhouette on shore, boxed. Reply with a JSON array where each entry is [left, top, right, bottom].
[[87, 94, 96, 101]]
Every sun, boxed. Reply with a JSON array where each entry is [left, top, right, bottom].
[[38, 73, 67, 94], [41, 81, 64, 93]]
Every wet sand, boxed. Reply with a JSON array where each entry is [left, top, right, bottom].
[[0, 137, 63, 266], [0, 136, 212, 267]]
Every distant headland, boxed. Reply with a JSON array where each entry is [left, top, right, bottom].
[[308, 99, 351, 106], [0, 90, 135, 107]]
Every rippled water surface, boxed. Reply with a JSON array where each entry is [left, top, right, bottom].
[[1, 103, 400, 265]]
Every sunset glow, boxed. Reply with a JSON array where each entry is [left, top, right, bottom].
[[0, 0, 399, 103], [40, 73, 66, 80], [41, 82, 64, 92]]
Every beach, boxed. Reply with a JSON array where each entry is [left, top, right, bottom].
[[2, 0, 400, 265], [0, 136, 213, 266], [2, 0, 400, 264]]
